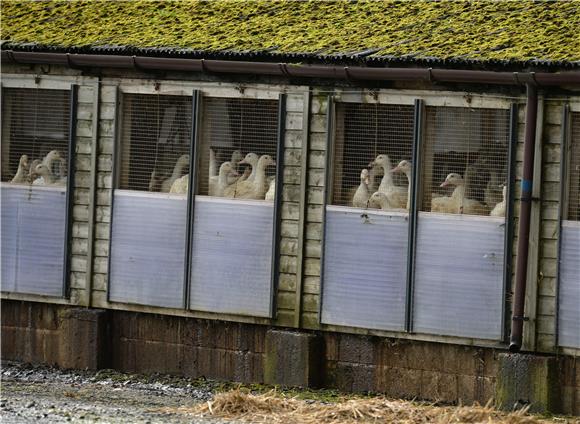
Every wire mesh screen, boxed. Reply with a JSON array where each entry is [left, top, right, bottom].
[[332, 103, 415, 209], [421, 107, 510, 216], [118, 94, 192, 192], [1, 87, 71, 296], [189, 97, 279, 317], [567, 112, 580, 220], [1, 88, 70, 185], [196, 97, 279, 200]]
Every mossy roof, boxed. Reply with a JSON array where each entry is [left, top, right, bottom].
[[2, 1, 580, 67]]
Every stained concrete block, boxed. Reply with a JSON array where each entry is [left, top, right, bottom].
[[496, 353, 561, 414], [60, 308, 110, 370], [264, 329, 322, 388]]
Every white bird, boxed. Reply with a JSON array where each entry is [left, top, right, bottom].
[[390, 160, 413, 210], [352, 169, 370, 208], [264, 178, 276, 201], [368, 191, 403, 211], [169, 174, 189, 194], [209, 148, 217, 178], [33, 164, 57, 185], [225, 155, 276, 199], [237, 152, 259, 183], [161, 154, 190, 192], [490, 185, 507, 217], [11, 154, 29, 183], [432, 173, 488, 215], [209, 162, 239, 197], [226, 150, 244, 185], [28, 159, 42, 183], [369, 154, 407, 209]]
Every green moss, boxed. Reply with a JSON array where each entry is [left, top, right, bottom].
[[1, 1, 579, 62]]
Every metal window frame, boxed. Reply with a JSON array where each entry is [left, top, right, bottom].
[[501, 103, 519, 342], [63, 84, 79, 298], [555, 104, 571, 348], [0, 81, 78, 299]]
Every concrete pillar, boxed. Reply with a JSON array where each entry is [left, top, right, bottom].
[[264, 329, 323, 388], [59, 308, 110, 370], [495, 353, 561, 414]]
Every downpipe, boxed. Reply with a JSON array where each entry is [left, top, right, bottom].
[[509, 83, 538, 352]]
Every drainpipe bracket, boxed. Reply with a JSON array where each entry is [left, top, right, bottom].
[[512, 316, 530, 322]]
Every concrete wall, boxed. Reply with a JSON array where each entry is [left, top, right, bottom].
[[2, 300, 579, 414], [1, 63, 578, 359]]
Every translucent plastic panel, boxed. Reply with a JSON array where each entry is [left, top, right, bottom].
[[1, 184, 66, 296], [558, 221, 580, 348], [321, 206, 408, 331], [189, 197, 273, 317], [109, 191, 187, 308], [413, 213, 505, 340]]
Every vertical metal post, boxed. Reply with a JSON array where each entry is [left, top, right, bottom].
[[269, 93, 287, 318], [554, 104, 570, 347], [184, 90, 201, 309], [106, 86, 120, 302], [510, 83, 538, 352], [502, 103, 519, 342], [317, 95, 335, 322], [405, 99, 424, 332], [63, 84, 78, 298]]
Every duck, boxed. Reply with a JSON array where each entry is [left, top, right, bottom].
[[432, 173, 488, 215], [390, 160, 412, 210], [209, 161, 239, 197], [11, 154, 29, 183], [161, 154, 190, 192], [352, 169, 370, 208], [209, 148, 217, 178], [32, 164, 57, 185], [264, 178, 276, 201], [367, 191, 405, 211], [28, 159, 42, 183], [490, 185, 507, 217], [169, 174, 189, 194], [237, 152, 259, 183], [226, 150, 244, 185], [225, 154, 276, 199], [369, 154, 408, 208], [42, 150, 62, 174]]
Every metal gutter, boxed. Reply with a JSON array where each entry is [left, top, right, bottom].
[[509, 83, 538, 352], [2, 51, 580, 86]]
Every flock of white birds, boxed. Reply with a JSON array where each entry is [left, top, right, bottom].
[[351, 154, 506, 217], [151, 149, 276, 200], [9, 151, 67, 186]]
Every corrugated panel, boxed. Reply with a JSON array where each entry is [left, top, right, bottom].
[[0, 184, 66, 296], [321, 206, 408, 331], [413, 212, 505, 340], [558, 221, 580, 348], [189, 197, 273, 317], [109, 190, 187, 308]]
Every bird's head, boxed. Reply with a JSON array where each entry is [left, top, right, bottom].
[[440, 173, 464, 188], [391, 160, 411, 174], [239, 152, 259, 166]]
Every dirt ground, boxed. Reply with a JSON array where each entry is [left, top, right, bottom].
[[0, 361, 232, 423]]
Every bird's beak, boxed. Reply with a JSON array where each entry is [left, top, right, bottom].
[[364, 176, 370, 185], [238, 159, 247, 165], [440, 181, 449, 187], [390, 166, 401, 173]]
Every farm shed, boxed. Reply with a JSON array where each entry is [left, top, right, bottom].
[[1, 1, 579, 414]]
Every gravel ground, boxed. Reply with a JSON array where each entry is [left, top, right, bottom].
[[0, 361, 235, 423]]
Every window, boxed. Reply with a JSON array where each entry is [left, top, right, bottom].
[[321, 101, 415, 331], [558, 109, 580, 349], [413, 106, 511, 340], [1, 87, 72, 296], [188, 97, 280, 317], [108, 93, 193, 308]]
